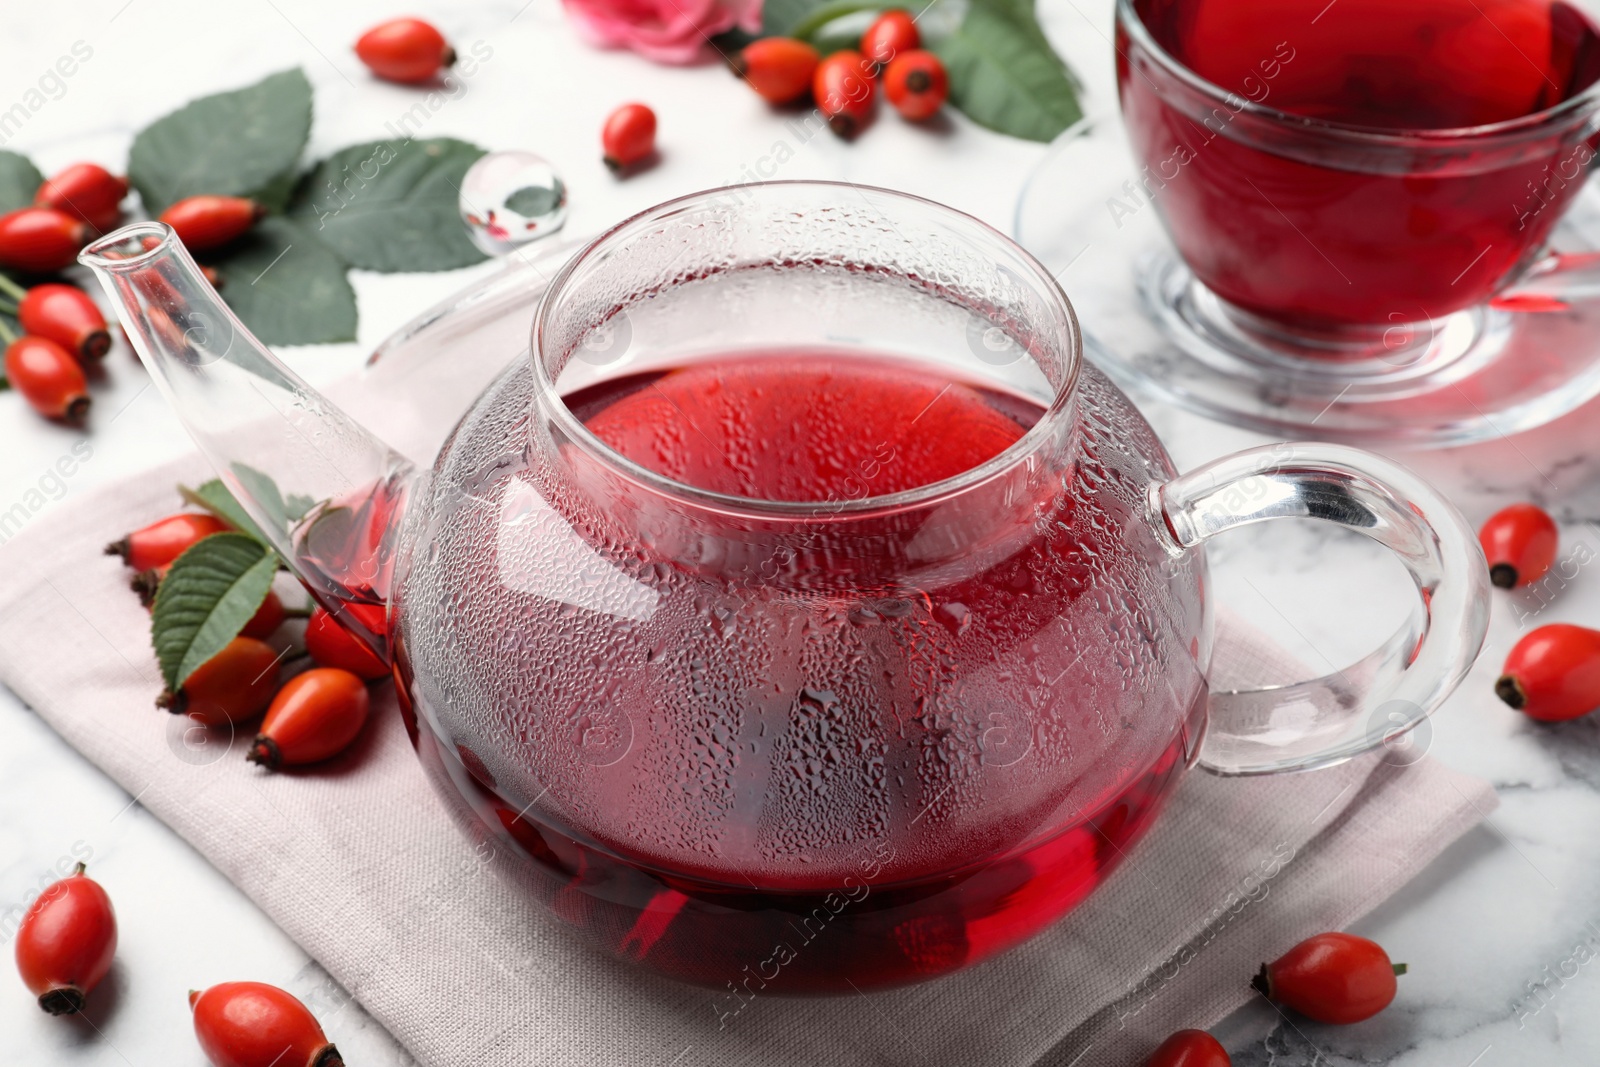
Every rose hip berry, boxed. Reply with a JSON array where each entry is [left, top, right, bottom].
[[1253, 932, 1405, 1024], [861, 9, 920, 69], [5, 336, 89, 423], [883, 50, 949, 121], [355, 18, 456, 84], [0, 208, 88, 273], [305, 607, 390, 680], [602, 103, 657, 173], [35, 164, 129, 233], [249, 668, 370, 770], [19, 284, 111, 361], [1146, 1029, 1230, 1067], [1496, 623, 1600, 721], [158, 636, 281, 727], [241, 591, 287, 640], [14, 862, 117, 1015], [191, 982, 343, 1067], [814, 51, 877, 138], [731, 38, 821, 104], [159, 196, 264, 252], [107, 512, 230, 570], [1479, 503, 1558, 589]]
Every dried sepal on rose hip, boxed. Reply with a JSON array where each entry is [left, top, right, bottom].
[[14, 861, 117, 1015], [355, 17, 456, 84], [602, 103, 658, 173], [1478, 502, 1558, 589], [1253, 932, 1404, 1024], [1145, 1029, 1230, 1067], [883, 50, 949, 121], [731, 38, 821, 105], [5, 334, 90, 423], [248, 668, 371, 770], [1496, 623, 1600, 722], [158, 636, 281, 727], [107, 512, 230, 570], [191, 981, 343, 1067], [158, 196, 265, 252]]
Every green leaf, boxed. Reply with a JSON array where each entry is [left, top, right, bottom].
[[180, 478, 271, 545], [0, 151, 43, 213], [504, 180, 565, 219], [285, 493, 316, 522], [935, 0, 1083, 142], [151, 533, 278, 690], [129, 68, 313, 214], [288, 138, 489, 273], [208, 217, 357, 345]]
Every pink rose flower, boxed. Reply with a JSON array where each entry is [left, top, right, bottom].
[[563, 0, 762, 65]]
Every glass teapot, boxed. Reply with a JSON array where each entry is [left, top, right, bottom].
[[82, 182, 1488, 992]]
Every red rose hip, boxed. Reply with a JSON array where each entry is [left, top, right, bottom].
[[107, 512, 230, 570], [19, 284, 111, 361], [1496, 623, 1600, 722], [355, 18, 455, 84], [1253, 932, 1404, 1024], [159, 196, 264, 251], [1146, 1029, 1231, 1067], [731, 38, 821, 104], [5, 335, 89, 422], [190, 981, 343, 1067], [602, 103, 657, 172], [883, 50, 949, 121], [35, 163, 128, 233], [0, 208, 88, 273], [14, 862, 117, 1015], [861, 9, 920, 69], [1479, 503, 1558, 589], [158, 636, 281, 727], [249, 668, 370, 770], [814, 51, 877, 138], [305, 606, 390, 680]]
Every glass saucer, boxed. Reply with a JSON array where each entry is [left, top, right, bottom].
[[1014, 111, 1600, 447]]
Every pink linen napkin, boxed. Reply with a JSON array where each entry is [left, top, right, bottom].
[[0, 260, 1496, 1066]]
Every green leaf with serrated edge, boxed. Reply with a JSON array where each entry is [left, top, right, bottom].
[[208, 217, 357, 345], [128, 68, 312, 214], [763, 0, 886, 37], [935, 0, 1083, 142], [504, 181, 565, 219], [151, 533, 277, 690], [0, 151, 43, 214], [288, 138, 489, 273], [180, 479, 271, 545]]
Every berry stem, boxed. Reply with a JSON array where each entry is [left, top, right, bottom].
[[791, 0, 893, 41], [0, 316, 17, 345], [0, 273, 27, 301], [282, 605, 314, 619], [1393, 962, 1408, 976]]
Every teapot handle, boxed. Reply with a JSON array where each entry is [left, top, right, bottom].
[[1153, 443, 1490, 776]]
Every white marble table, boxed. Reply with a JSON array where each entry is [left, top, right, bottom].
[[3, 1, 1598, 1064]]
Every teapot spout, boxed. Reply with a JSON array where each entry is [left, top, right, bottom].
[[80, 222, 412, 659]]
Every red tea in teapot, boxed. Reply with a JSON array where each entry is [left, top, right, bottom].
[[567, 352, 1034, 501], [388, 349, 1209, 992]]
